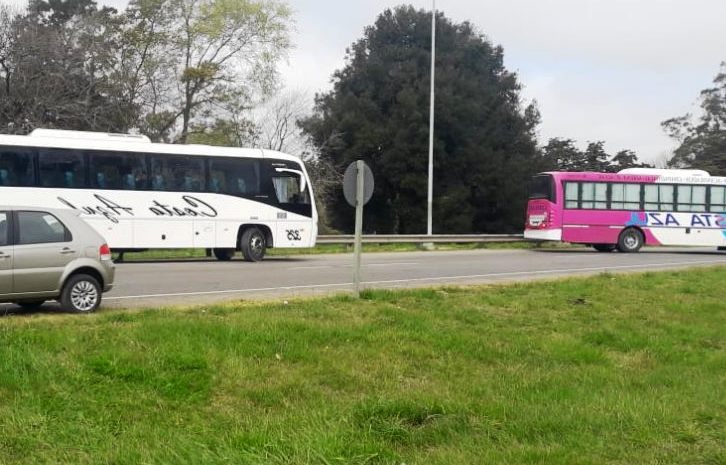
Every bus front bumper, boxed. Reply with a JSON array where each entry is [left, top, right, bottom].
[[524, 229, 562, 241]]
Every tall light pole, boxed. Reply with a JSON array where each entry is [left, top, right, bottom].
[[427, 0, 436, 236]]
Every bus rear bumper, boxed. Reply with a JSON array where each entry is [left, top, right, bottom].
[[524, 229, 562, 241]]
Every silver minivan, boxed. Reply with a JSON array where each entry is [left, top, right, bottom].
[[0, 207, 115, 312]]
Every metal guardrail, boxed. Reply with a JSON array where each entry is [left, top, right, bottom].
[[317, 234, 525, 244]]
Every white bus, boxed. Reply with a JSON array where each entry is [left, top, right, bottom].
[[0, 129, 317, 261]]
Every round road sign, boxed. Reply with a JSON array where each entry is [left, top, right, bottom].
[[343, 161, 374, 207]]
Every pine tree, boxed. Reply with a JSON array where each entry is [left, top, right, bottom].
[[300, 6, 541, 233]]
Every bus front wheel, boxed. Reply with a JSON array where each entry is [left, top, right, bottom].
[[240, 227, 266, 262], [617, 228, 644, 253]]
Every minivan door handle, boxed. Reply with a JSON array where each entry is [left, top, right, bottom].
[[60, 247, 76, 255], [0, 252, 10, 259]]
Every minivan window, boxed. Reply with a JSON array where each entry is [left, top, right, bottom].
[[0, 212, 8, 246], [17, 211, 71, 245]]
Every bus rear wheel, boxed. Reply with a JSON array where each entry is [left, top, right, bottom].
[[240, 227, 266, 262], [213, 248, 235, 261], [617, 228, 644, 253], [593, 244, 616, 252]]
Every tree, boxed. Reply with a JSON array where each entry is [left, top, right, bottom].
[[582, 141, 610, 172], [0, 0, 134, 133], [542, 138, 584, 171], [542, 138, 650, 172], [301, 6, 542, 234], [610, 149, 640, 170], [251, 89, 310, 154], [0, 4, 18, 100], [126, 0, 293, 142], [0, 0, 293, 140], [663, 62, 726, 175]]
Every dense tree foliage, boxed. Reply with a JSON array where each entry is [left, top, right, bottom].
[[663, 62, 726, 175], [0, 0, 132, 132], [542, 138, 651, 172], [0, 0, 292, 141], [301, 6, 543, 234]]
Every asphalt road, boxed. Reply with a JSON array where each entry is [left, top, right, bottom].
[[94, 247, 726, 309]]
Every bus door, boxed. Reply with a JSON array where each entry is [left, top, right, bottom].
[[270, 166, 313, 247]]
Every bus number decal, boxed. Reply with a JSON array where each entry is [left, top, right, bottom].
[[286, 229, 302, 241]]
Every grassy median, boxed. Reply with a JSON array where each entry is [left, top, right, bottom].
[[1, 267, 724, 464]]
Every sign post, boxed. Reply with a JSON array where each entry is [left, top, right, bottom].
[[343, 160, 374, 298], [353, 160, 365, 296]]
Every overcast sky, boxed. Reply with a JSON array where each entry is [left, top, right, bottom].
[[7, 0, 726, 163], [278, 0, 726, 163]]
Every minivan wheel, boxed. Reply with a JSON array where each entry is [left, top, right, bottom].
[[60, 274, 102, 313], [240, 227, 266, 262]]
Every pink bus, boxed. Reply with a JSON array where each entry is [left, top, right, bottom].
[[524, 168, 726, 252]]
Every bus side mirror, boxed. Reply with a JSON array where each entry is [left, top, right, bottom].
[[274, 168, 306, 193]]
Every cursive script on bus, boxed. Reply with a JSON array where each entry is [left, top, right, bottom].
[[57, 194, 218, 223]]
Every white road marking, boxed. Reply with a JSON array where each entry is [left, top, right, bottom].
[[367, 262, 419, 267], [288, 262, 419, 270], [105, 258, 726, 301], [287, 265, 334, 270]]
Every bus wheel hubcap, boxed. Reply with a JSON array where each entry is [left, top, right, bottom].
[[251, 236, 263, 253]]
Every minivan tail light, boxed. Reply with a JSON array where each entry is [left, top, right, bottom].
[[99, 244, 112, 261]]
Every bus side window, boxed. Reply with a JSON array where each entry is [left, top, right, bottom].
[[209, 176, 221, 192], [237, 177, 247, 194], [96, 172, 106, 189], [64, 171, 75, 188], [182, 170, 202, 191], [39, 149, 85, 188], [710, 186, 726, 212], [152, 172, 165, 190], [0, 148, 35, 187], [208, 157, 260, 197]]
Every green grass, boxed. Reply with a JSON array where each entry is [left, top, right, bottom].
[[115, 241, 570, 261], [1, 268, 724, 464]]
